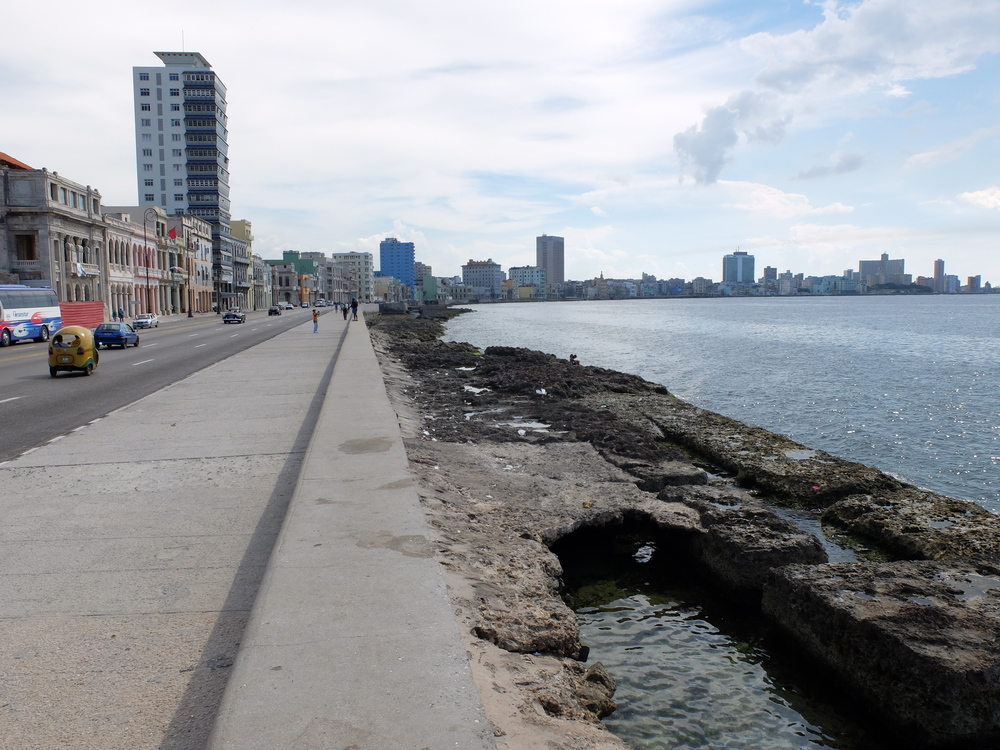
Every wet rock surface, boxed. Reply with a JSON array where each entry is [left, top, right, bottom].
[[763, 559, 1000, 746], [369, 309, 1000, 748]]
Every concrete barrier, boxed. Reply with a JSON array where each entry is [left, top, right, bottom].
[[208, 312, 495, 749]]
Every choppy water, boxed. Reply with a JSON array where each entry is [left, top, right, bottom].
[[444, 295, 1000, 511]]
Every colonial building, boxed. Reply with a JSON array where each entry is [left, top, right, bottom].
[[0, 158, 110, 311]]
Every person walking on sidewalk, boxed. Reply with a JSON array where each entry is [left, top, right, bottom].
[[342, 304, 348, 321], [312, 308, 319, 333], [351, 297, 359, 321], [118, 307, 126, 322]]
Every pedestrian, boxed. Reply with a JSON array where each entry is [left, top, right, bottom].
[[342, 304, 348, 321], [118, 307, 126, 322], [570, 354, 580, 366], [351, 297, 358, 321], [312, 308, 319, 333], [111, 309, 118, 322]]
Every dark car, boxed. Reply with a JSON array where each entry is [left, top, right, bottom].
[[223, 310, 246, 324], [93, 322, 140, 349], [268, 305, 281, 316]]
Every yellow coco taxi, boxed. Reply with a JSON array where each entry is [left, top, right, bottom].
[[48, 326, 100, 377]]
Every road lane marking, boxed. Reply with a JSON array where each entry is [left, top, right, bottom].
[[0, 397, 21, 404], [230, 334, 239, 338], [189, 333, 200, 337], [195, 343, 207, 348], [132, 359, 155, 366], [144, 342, 158, 347]]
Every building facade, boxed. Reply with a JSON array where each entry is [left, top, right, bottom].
[[508, 265, 547, 299], [1, 163, 110, 308], [132, 52, 239, 311], [536, 234, 564, 286], [379, 237, 415, 294], [858, 253, 909, 287], [723, 250, 755, 284], [328, 252, 374, 301], [462, 259, 505, 298]]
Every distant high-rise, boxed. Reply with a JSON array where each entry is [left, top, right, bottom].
[[858, 253, 908, 287], [379, 237, 416, 292], [536, 234, 564, 285], [723, 250, 754, 284], [934, 259, 946, 293], [133, 52, 236, 310]]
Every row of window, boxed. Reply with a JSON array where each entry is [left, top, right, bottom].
[[139, 103, 182, 113], [49, 183, 99, 213], [138, 73, 180, 82]]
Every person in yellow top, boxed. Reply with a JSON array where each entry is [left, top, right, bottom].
[[312, 309, 319, 333]]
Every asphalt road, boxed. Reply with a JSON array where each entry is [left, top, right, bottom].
[[0, 307, 330, 463]]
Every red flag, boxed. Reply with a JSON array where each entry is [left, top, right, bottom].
[[168, 227, 177, 239]]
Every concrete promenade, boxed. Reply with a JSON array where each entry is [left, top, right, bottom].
[[0, 310, 493, 749]]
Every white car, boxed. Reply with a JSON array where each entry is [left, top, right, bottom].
[[133, 313, 159, 329]]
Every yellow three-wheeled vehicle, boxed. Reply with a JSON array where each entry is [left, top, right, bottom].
[[48, 326, 100, 377]]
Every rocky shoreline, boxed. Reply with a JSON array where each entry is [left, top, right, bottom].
[[368, 308, 1000, 749]]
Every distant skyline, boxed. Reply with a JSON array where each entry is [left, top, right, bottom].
[[2, 0, 998, 285]]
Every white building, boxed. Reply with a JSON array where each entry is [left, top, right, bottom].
[[328, 252, 374, 301], [132, 52, 238, 310]]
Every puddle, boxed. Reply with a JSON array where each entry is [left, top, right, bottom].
[[784, 449, 818, 460], [553, 521, 896, 750], [773, 507, 858, 564], [937, 571, 1000, 602]]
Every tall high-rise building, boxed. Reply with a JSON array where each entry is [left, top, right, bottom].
[[723, 250, 755, 284], [536, 234, 564, 285], [933, 259, 945, 294], [379, 237, 416, 292], [133, 52, 236, 310]]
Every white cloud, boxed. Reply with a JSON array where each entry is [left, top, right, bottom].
[[722, 181, 853, 219], [675, 0, 1000, 183], [959, 186, 1000, 209]]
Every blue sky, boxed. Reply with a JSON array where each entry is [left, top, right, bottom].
[[2, 0, 998, 285]]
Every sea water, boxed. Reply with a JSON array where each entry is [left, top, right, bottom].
[[444, 295, 1000, 511], [444, 295, 1000, 749]]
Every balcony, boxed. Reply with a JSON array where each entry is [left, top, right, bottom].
[[72, 262, 101, 278], [11, 259, 44, 280]]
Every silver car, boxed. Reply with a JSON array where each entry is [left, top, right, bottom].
[[133, 313, 159, 329]]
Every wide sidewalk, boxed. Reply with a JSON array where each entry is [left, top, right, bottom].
[[0, 309, 493, 750]]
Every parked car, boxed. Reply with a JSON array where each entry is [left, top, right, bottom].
[[94, 322, 139, 349], [278, 302, 294, 310], [268, 306, 281, 316], [301, 302, 309, 308], [223, 310, 247, 324], [133, 313, 158, 329]]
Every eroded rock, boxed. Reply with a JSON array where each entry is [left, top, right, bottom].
[[823, 489, 1000, 560], [763, 559, 1000, 745]]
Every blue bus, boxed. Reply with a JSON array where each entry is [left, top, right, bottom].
[[0, 285, 61, 346]]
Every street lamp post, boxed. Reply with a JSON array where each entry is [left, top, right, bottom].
[[142, 208, 157, 314]]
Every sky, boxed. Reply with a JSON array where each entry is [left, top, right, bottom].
[[3, 0, 999, 285]]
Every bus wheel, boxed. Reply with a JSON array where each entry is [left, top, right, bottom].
[[34, 325, 49, 343], [0, 329, 10, 347]]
